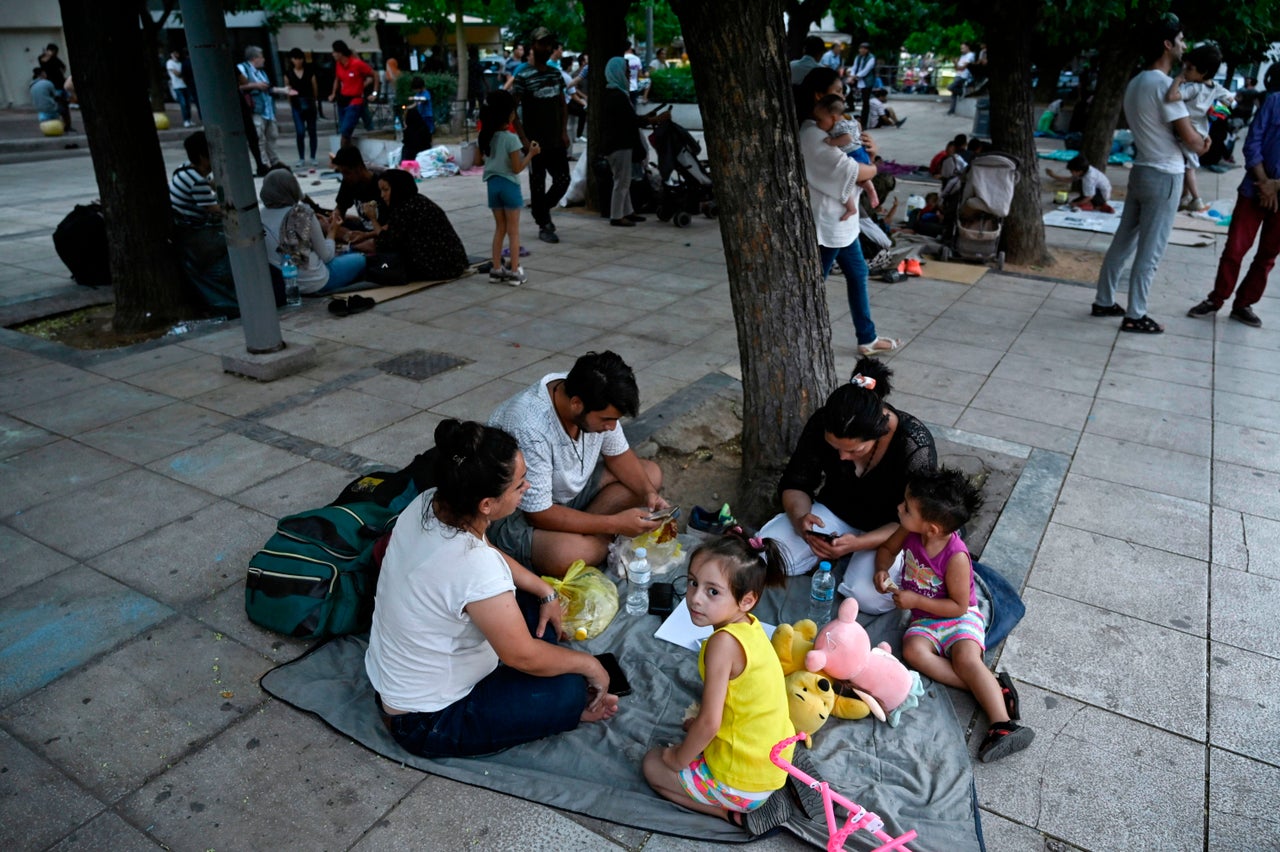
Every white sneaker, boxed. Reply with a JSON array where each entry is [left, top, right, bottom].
[[489, 267, 517, 285], [293, 160, 306, 169], [511, 266, 527, 284], [183, 120, 193, 128], [576, 135, 586, 143], [309, 158, 319, 169]]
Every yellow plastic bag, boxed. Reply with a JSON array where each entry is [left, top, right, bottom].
[[542, 561, 619, 641]]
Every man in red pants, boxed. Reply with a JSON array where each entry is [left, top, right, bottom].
[[1188, 85, 1280, 328]]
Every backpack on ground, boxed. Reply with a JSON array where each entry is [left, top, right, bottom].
[[52, 203, 110, 287], [245, 502, 399, 640]]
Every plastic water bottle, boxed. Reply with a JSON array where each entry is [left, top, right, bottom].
[[393, 115, 403, 138], [625, 548, 651, 615], [281, 254, 300, 307], [809, 561, 835, 624]]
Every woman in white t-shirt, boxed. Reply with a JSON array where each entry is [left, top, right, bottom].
[[365, 419, 619, 758]]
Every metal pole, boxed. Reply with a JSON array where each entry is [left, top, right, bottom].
[[179, 0, 283, 354], [645, 2, 655, 67]]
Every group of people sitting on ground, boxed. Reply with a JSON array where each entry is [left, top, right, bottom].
[[168, 132, 467, 316], [363, 350, 1035, 835]]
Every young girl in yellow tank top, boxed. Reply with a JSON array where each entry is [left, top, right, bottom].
[[642, 532, 796, 833]]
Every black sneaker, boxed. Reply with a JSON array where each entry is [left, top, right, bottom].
[[1187, 299, 1220, 319], [1091, 302, 1126, 317], [1230, 304, 1262, 327], [538, 226, 560, 244]]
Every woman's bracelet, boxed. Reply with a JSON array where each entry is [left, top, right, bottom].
[[538, 592, 558, 605]]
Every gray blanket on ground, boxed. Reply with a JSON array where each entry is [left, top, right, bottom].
[[260, 577, 982, 851]]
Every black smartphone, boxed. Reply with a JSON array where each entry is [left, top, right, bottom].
[[595, 653, 633, 697], [646, 505, 681, 523], [648, 581, 675, 617], [806, 530, 841, 543]]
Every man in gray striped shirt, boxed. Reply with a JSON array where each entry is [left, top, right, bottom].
[[168, 132, 220, 225]]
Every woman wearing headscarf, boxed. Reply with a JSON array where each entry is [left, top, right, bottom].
[[372, 169, 469, 281], [259, 169, 366, 294], [601, 55, 669, 227]]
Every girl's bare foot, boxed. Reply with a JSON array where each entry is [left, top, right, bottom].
[[581, 692, 620, 722]]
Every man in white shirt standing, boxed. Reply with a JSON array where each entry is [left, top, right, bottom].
[[167, 50, 194, 127], [1091, 13, 1209, 334], [488, 350, 668, 575], [625, 44, 644, 105], [947, 42, 975, 115], [848, 42, 877, 129]]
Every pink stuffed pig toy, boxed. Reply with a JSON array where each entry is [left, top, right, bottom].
[[805, 597, 923, 726]]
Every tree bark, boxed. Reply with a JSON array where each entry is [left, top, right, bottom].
[[1081, 37, 1136, 184], [672, 0, 836, 519], [451, 0, 466, 135], [62, 0, 186, 332], [139, 0, 174, 112], [983, 0, 1051, 265], [583, 1, 633, 214]]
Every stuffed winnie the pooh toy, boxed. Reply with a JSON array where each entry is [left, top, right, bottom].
[[771, 618, 818, 676], [785, 670, 870, 746]]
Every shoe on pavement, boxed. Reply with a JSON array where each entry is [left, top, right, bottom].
[[610, 218, 636, 227], [1230, 304, 1262, 327], [896, 260, 906, 274], [1187, 299, 1220, 319], [489, 267, 523, 286], [903, 257, 923, 276], [183, 120, 194, 128], [538, 226, 560, 243], [896, 117, 908, 129], [625, 214, 647, 222], [294, 160, 306, 169]]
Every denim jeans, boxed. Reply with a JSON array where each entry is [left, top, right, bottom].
[[377, 592, 587, 758], [174, 88, 193, 123], [291, 100, 317, 159], [821, 240, 877, 346], [1094, 165, 1180, 319], [338, 102, 364, 140], [313, 253, 367, 294]]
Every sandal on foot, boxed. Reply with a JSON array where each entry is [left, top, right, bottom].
[[742, 789, 795, 836], [785, 748, 826, 821], [858, 336, 901, 356], [1090, 302, 1126, 317], [996, 671, 1021, 721], [978, 721, 1035, 763], [1120, 314, 1164, 334]]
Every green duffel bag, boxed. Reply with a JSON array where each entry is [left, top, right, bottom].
[[245, 502, 399, 640]]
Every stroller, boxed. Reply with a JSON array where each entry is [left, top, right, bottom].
[[648, 118, 716, 227], [937, 152, 1020, 269]]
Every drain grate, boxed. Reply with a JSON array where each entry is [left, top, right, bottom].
[[375, 349, 470, 381]]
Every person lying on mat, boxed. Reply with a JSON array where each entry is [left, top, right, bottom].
[[487, 350, 667, 577], [758, 356, 937, 614], [371, 168, 468, 282], [259, 169, 367, 295], [365, 419, 619, 759]]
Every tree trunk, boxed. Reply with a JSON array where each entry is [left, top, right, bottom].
[[1082, 37, 1136, 183], [62, 0, 186, 332], [672, 0, 836, 520], [983, 0, 1051, 265], [785, 0, 831, 60], [1031, 41, 1076, 104], [139, 0, 173, 112], [583, 1, 633, 214], [451, 0, 466, 135]]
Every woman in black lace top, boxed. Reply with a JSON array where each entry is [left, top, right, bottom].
[[373, 169, 468, 282], [758, 357, 936, 613]]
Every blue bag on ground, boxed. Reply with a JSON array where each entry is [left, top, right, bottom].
[[245, 503, 399, 639]]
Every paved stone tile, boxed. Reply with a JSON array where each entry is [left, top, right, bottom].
[[82, 343, 204, 380], [1052, 473, 1209, 560], [1096, 370, 1211, 418], [149, 433, 305, 499], [5, 616, 274, 802], [0, 730, 105, 851], [1105, 348, 1213, 388], [644, 348, 737, 384], [13, 468, 215, 561], [1004, 589, 1206, 737], [234, 459, 363, 516], [186, 373, 321, 417], [1212, 388, 1280, 433], [1210, 642, 1280, 765], [495, 316, 612, 351], [76, 401, 228, 465], [89, 501, 276, 608], [577, 331, 682, 370], [1083, 397, 1211, 457], [1113, 326, 1213, 362], [122, 353, 244, 399], [429, 377, 527, 422], [0, 438, 134, 517], [1213, 364, 1280, 403], [0, 526, 77, 601], [0, 411, 58, 459], [1213, 422, 1280, 474], [977, 811, 1066, 851], [0, 565, 172, 705], [0, 362, 107, 410], [644, 831, 811, 851], [633, 369, 692, 416], [1216, 339, 1280, 375], [13, 382, 171, 437], [1208, 748, 1280, 849], [1070, 432, 1210, 503], [487, 287, 584, 318], [0, 345, 50, 376], [1213, 460, 1280, 522], [1021, 312, 1121, 346], [888, 391, 966, 428], [351, 366, 487, 411], [959, 282, 1048, 313], [190, 582, 314, 663], [968, 377, 1094, 431], [883, 358, 988, 406], [955, 408, 1080, 454], [895, 336, 1006, 376], [972, 683, 1204, 852], [423, 301, 539, 334], [258, 388, 418, 446], [936, 298, 1035, 332], [47, 810, 161, 851], [593, 283, 682, 309], [351, 775, 633, 851], [1030, 523, 1207, 635], [118, 706, 422, 851], [1212, 510, 1280, 579], [1007, 331, 1112, 369], [1210, 566, 1280, 660]]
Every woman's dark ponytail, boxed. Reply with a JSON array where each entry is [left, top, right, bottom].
[[820, 356, 893, 440], [429, 419, 519, 528]]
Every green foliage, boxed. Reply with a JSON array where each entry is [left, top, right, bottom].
[[830, 0, 976, 59], [395, 72, 459, 120], [648, 64, 696, 103], [500, 2, 588, 49], [626, 0, 682, 49]]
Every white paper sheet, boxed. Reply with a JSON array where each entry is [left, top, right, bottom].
[[653, 599, 777, 653]]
